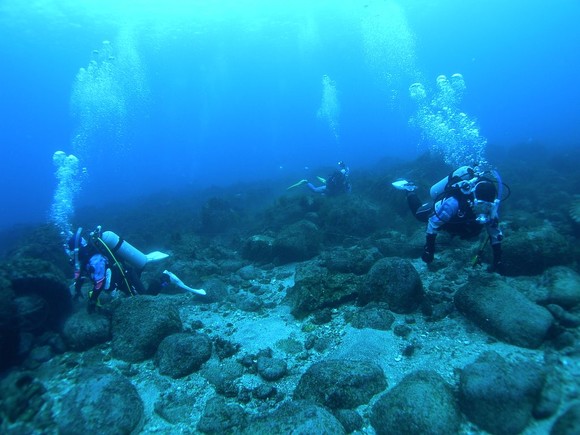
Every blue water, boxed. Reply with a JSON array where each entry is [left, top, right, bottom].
[[0, 0, 579, 234]]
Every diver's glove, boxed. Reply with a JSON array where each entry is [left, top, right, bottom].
[[487, 243, 505, 275], [422, 233, 436, 264]]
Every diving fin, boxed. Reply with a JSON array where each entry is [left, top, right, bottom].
[[287, 179, 308, 190], [316, 176, 326, 184], [163, 270, 206, 296], [146, 251, 170, 262]]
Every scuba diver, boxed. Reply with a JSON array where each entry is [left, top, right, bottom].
[[288, 161, 352, 196], [66, 226, 205, 313], [392, 165, 507, 274]]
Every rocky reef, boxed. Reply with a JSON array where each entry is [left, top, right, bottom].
[[0, 147, 579, 434]]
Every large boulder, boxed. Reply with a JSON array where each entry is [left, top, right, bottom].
[[538, 267, 580, 309], [459, 351, 546, 435], [272, 220, 322, 264], [56, 366, 143, 435], [319, 195, 381, 240], [155, 332, 212, 378], [242, 400, 345, 435], [294, 359, 387, 410], [455, 276, 553, 349], [285, 263, 361, 318], [502, 224, 572, 276], [61, 310, 111, 351], [320, 246, 382, 275], [371, 370, 461, 435], [197, 396, 247, 434], [111, 295, 182, 362], [361, 257, 423, 313]]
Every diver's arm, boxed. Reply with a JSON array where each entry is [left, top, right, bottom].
[[427, 197, 459, 234]]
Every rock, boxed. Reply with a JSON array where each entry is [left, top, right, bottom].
[[455, 276, 554, 349], [242, 400, 345, 435], [551, 403, 580, 435], [2, 258, 72, 332], [256, 356, 288, 381], [361, 257, 423, 314], [61, 310, 111, 351], [0, 371, 48, 424], [534, 367, 563, 420], [111, 295, 182, 362], [320, 246, 382, 275], [56, 366, 143, 435], [370, 370, 461, 435], [333, 409, 363, 433], [294, 359, 387, 409], [201, 359, 245, 397], [154, 388, 197, 424], [319, 195, 381, 239], [285, 263, 361, 318], [241, 235, 275, 263], [197, 396, 247, 434], [272, 220, 322, 264], [349, 303, 395, 331], [237, 264, 261, 280], [540, 267, 580, 309], [235, 292, 263, 312], [502, 224, 572, 276], [458, 351, 546, 435], [155, 332, 212, 378]]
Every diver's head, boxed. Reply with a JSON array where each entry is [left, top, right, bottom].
[[471, 181, 498, 224], [474, 181, 497, 202], [338, 161, 349, 175]]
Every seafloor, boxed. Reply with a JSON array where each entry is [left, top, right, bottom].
[[1, 143, 579, 434]]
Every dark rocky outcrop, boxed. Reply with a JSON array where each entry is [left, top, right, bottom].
[[294, 359, 387, 410], [360, 257, 423, 313], [458, 351, 546, 435], [455, 276, 553, 349], [111, 295, 182, 362], [155, 332, 212, 378], [370, 370, 461, 435]]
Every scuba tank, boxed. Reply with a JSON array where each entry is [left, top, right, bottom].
[[96, 228, 170, 270], [99, 230, 149, 270], [429, 165, 475, 200]]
